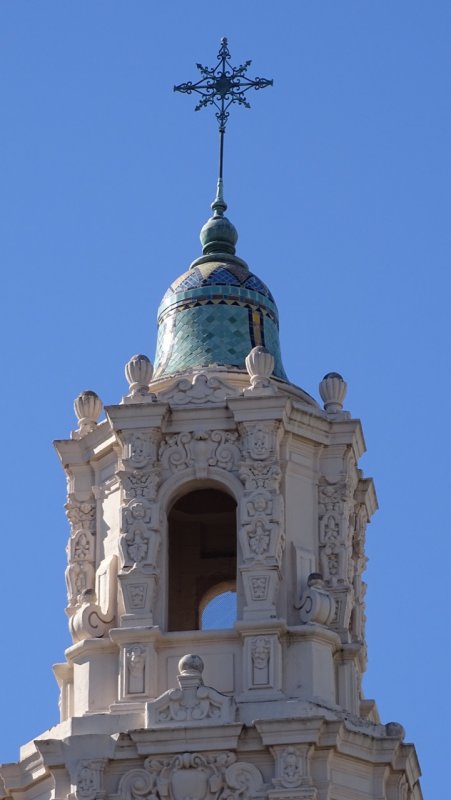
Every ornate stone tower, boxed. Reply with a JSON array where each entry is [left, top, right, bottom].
[[0, 40, 422, 800]]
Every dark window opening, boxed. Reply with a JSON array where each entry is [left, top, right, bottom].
[[168, 488, 237, 632]]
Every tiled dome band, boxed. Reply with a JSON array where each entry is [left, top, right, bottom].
[[153, 284, 287, 381]]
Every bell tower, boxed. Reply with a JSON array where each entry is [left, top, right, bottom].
[[0, 39, 422, 800]]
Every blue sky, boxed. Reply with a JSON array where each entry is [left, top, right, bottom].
[[0, 3, 450, 797]]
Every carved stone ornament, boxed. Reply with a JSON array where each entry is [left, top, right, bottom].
[[120, 499, 160, 569], [121, 468, 160, 501], [126, 645, 146, 694], [239, 421, 281, 462], [251, 636, 271, 686], [66, 497, 96, 533], [119, 567, 158, 625], [319, 372, 347, 413], [239, 461, 282, 492], [318, 480, 353, 588], [73, 390, 102, 438], [272, 745, 313, 791], [66, 560, 95, 607], [69, 589, 115, 643], [125, 353, 154, 397], [241, 516, 279, 563], [65, 496, 97, 609], [245, 344, 275, 389], [158, 371, 238, 406], [74, 759, 107, 800], [121, 430, 160, 469], [118, 750, 263, 800], [147, 654, 235, 726], [298, 573, 336, 626], [159, 429, 240, 478]]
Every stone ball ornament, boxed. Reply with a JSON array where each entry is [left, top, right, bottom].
[[319, 372, 348, 413], [73, 390, 102, 436], [178, 653, 204, 677], [125, 353, 154, 395], [245, 346, 275, 389]]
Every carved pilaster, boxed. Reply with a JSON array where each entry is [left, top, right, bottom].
[[238, 420, 285, 621], [114, 428, 162, 627], [65, 494, 96, 613], [318, 474, 358, 642]]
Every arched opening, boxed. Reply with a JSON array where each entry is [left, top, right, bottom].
[[200, 585, 237, 630], [167, 488, 237, 632]]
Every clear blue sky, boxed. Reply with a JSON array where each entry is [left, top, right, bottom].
[[0, 3, 450, 797]]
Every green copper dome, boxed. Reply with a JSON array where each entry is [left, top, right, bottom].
[[153, 184, 288, 382]]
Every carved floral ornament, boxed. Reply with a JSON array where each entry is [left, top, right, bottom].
[[159, 429, 241, 477], [66, 497, 96, 533], [158, 372, 239, 405], [118, 752, 264, 800]]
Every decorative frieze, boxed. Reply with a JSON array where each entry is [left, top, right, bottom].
[[118, 751, 263, 800]]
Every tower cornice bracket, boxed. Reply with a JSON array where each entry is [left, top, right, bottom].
[[105, 402, 170, 432], [227, 394, 292, 424]]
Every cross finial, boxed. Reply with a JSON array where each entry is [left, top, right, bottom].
[[174, 38, 273, 182]]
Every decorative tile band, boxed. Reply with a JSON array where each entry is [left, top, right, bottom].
[[153, 299, 288, 381], [157, 284, 279, 321]]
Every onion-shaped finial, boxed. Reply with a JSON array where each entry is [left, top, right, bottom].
[[319, 372, 347, 413], [125, 354, 154, 396], [245, 346, 275, 389], [73, 390, 102, 437]]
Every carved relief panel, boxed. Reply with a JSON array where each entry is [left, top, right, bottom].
[[240, 632, 282, 696], [73, 759, 107, 800], [118, 752, 264, 800], [65, 495, 96, 612]]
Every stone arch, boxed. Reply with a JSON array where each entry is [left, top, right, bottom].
[[158, 469, 242, 632]]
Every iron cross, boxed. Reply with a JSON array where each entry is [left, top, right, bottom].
[[174, 38, 273, 180]]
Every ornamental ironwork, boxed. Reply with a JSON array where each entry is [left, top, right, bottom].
[[174, 37, 273, 180]]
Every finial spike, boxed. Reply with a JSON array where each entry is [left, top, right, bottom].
[[211, 178, 227, 217]]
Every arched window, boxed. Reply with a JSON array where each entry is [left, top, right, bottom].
[[167, 488, 237, 632]]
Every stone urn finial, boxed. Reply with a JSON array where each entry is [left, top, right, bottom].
[[125, 353, 154, 396], [73, 390, 102, 437], [319, 372, 347, 413], [245, 346, 274, 390]]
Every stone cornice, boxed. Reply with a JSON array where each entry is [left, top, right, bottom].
[[287, 624, 342, 651], [105, 402, 170, 431], [227, 395, 292, 424], [255, 716, 324, 745], [65, 638, 117, 662], [129, 723, 243, 755]]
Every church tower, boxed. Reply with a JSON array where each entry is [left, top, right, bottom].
[[0, 40, 422, 800]]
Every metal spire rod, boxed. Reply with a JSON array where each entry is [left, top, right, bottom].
[[174, 37, 273, 189]]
